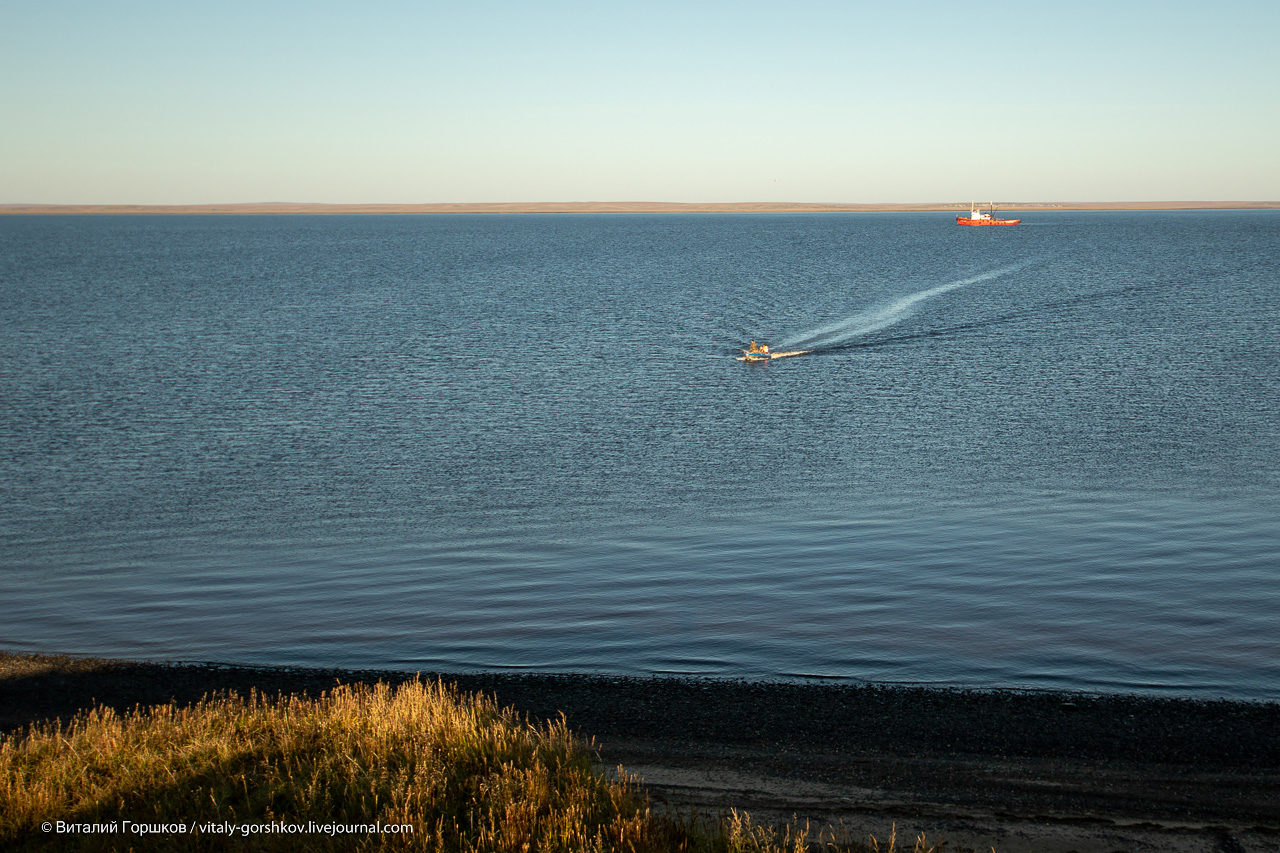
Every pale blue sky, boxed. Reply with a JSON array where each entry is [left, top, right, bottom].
[[3, 0, 1277, 203]]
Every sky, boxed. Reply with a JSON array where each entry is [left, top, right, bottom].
[[2, 0, 1277, 204]]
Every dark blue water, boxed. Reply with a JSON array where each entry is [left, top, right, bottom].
[[2, 211, 1278, 698]]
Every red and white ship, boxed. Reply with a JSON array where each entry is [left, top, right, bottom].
[[957, 202, 1020, 226]]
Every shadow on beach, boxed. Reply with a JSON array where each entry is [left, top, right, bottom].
[[4, 653, 1278, 852]]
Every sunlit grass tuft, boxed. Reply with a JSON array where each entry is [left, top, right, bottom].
[[2, 678, 955, 851]]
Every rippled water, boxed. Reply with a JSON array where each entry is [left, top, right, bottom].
[[2, 211, 1277, 697]]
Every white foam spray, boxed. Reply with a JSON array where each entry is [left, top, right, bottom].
[[781, 261, 1033, 351]]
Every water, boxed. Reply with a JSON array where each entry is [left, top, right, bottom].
[[2, 211, 1277, 699]]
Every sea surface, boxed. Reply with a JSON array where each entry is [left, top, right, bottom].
[[2, 211, 1278, 699]]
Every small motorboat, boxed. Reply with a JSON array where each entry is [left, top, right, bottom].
[[740, 341, 772, 362]]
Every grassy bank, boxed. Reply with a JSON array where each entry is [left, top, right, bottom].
[[1, 675, 939, 852]]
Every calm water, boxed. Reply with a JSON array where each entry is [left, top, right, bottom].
[[2, 211, 1278, 698]]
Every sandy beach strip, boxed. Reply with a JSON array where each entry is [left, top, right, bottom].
[[2, 201, 1278, 215], [3, 653, 1277, 852]]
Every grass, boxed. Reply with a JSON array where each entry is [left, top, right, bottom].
[[1, 678, 947, 851]]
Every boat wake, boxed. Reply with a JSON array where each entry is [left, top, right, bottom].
[[779, 261, 1035, 353]]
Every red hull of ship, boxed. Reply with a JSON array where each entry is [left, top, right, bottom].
[[956, 216, 1020, 226]]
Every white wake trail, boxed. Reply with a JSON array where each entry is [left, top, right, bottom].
[[781, 262, 1032, 350]]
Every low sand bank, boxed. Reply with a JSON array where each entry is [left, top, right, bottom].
[[2, 201, 1278, 215], [3, 653, 1277, 852]]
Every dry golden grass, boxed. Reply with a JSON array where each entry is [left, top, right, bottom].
[[3, 679, 657, 851], [1, 679, 950, 851]]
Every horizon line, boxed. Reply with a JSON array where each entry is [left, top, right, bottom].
[[3, 200, 1279, 215]]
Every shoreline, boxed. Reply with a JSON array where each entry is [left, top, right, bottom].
[[2, 200, 1279, 215], [3, 653, 1277, 851]]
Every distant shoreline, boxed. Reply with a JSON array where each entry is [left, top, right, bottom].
[[2, 200, 1278, 215]]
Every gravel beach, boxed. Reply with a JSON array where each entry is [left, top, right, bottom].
[[3, 653, 1277, 852]]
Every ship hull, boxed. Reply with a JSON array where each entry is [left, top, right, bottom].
[[957, 216, 1020, 226]]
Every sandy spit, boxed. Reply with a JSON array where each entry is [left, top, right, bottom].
[[2, 201, 1278, 215]]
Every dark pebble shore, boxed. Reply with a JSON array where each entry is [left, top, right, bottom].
[[5, 653, 1277, 766], [4, 652, 1279, 846]]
